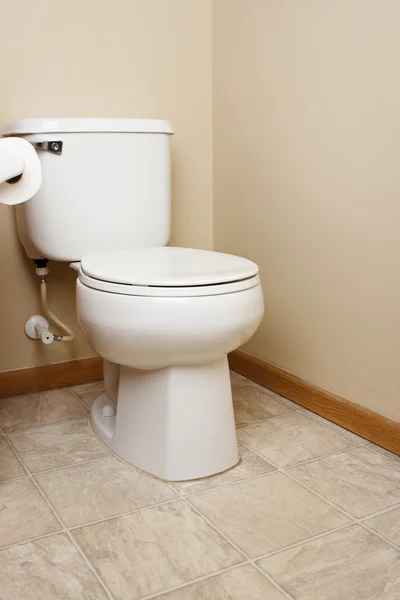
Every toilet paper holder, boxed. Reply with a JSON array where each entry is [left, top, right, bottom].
[[30, 140, 63, 155]]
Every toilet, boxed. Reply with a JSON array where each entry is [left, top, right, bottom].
[[4, 118, 264, 481]]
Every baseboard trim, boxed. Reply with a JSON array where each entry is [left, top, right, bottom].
[[229, 350, 400, 456], [2, 352, 398, 456], [0, 357, 103, 399]]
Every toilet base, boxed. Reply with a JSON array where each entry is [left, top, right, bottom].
[[90, 356, 239, 481]]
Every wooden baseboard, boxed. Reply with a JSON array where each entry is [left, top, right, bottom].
[[229, 350, 400, 456], [0, 357, 103, 399], [2, 352, 399, 456]]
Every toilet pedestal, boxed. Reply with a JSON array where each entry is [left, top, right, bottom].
[[90, 356, 239, 481]]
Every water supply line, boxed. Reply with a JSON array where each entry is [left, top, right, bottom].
[[39, 274, 75, 342], [27, 259, 75, 344]]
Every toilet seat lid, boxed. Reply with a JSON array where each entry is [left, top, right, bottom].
[[80, 247, 258, 287]]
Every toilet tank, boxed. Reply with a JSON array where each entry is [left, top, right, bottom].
[[2, 118, 173, 260]]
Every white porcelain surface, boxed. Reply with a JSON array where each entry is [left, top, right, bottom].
[[12, 117, 264, 483], [79, 274, 262, 480], [14, 126, 172, 260], [4, 117, 173, 135], [91, 358, 240, 481], [77, 280, 263, 369], [79, 268, 260, 297], [81, 246, 258, 287]]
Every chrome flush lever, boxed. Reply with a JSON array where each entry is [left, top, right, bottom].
[[30, 140, 63, 155]]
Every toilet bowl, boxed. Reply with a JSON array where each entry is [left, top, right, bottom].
[[4, 118, 265, 481], [76, 246, 264, 480]]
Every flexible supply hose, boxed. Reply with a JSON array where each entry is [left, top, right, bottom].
[[40, 279, 75, 342]]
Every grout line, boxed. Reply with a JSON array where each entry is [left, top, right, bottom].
[[253, 523, 355, 563], [84, 417, 179, 501], [238, 439, 400, 555], [0, 436, 31, 477], [281, 444, 364, 469], [251, 562, 295, 600], [6, 435, 68, 529], [139, 563, 250, 600], [234, 391, 399, 482], [68, 387, 99, 410], [359, 521, 400, 552], [362, 443, 400, 466], [241, 376, 371, 444], [179, 444, 400, 558], [235, 407, 296, 429], [65, 386, 95, 408], [2, 415, 89, 436], [183, 473, 353, 598], [181, 496, 293, 599], [66, 530, 115, 599], [2, 375, 398, 599], [0, 473, 30, 484], [68, 497, 180, 531], [359, 502, 400, 521], [282, 463, 400, 530], [234, 397, 365, 447], [285, 470, 400, 553], [237, 439, 357, 520], [293, 410, 369, 444], [171, 467, 278, 499], [168, 482, 183, 496], [5, 435, 66, 532], [0, 529, 68, 553], [183, 496, 248, 558], [2, 413, 114, 478], [4, 434, 116, 600], [29, 454, 111, 477]]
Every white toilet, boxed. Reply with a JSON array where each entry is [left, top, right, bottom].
[[5, 118, 264, 481]]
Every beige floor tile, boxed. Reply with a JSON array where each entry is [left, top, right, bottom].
[[230, 371, 249, 388], [0, 446, 27, 482], [173, 444, 275, 496], [0, 435, 8, 448], [243, 380, 294, 403], [35, 455, 177, 527], [297, 406, 369, 444], [70, 381, 106, 408], [237, 412, 355, 467], [190, 472, 350, 557], [233, 385, 294, 426], [288, 446, 400, 518], [367, 442, 400, 465], [364, 507, 400, 547], [157, 564, 286, 599], [259, 525, 400, 600], [267, 394, 301, 411], [0, 388, 87, 433], [247, 379, 290, 398], [9, 419, 110, 473], [0, 478, 61, 548], [0, 533, 108, 599], [73, 500, 243, 600]]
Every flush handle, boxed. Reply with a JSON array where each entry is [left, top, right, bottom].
[[31, 140, 63, 155]]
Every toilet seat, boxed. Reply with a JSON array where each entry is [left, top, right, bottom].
[[76, 246, 264, 480], [79, 247, 260, 297]]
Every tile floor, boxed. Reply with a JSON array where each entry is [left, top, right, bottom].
[[0, 374, 400, 599]]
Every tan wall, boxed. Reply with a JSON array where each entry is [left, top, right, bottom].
[[0, 0, 213, 372], [214, 0, 400, 421]]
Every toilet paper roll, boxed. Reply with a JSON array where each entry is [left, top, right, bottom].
[[0, 137, 41, 205]]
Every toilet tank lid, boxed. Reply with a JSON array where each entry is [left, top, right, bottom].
[[2, 118, 174, 135]]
